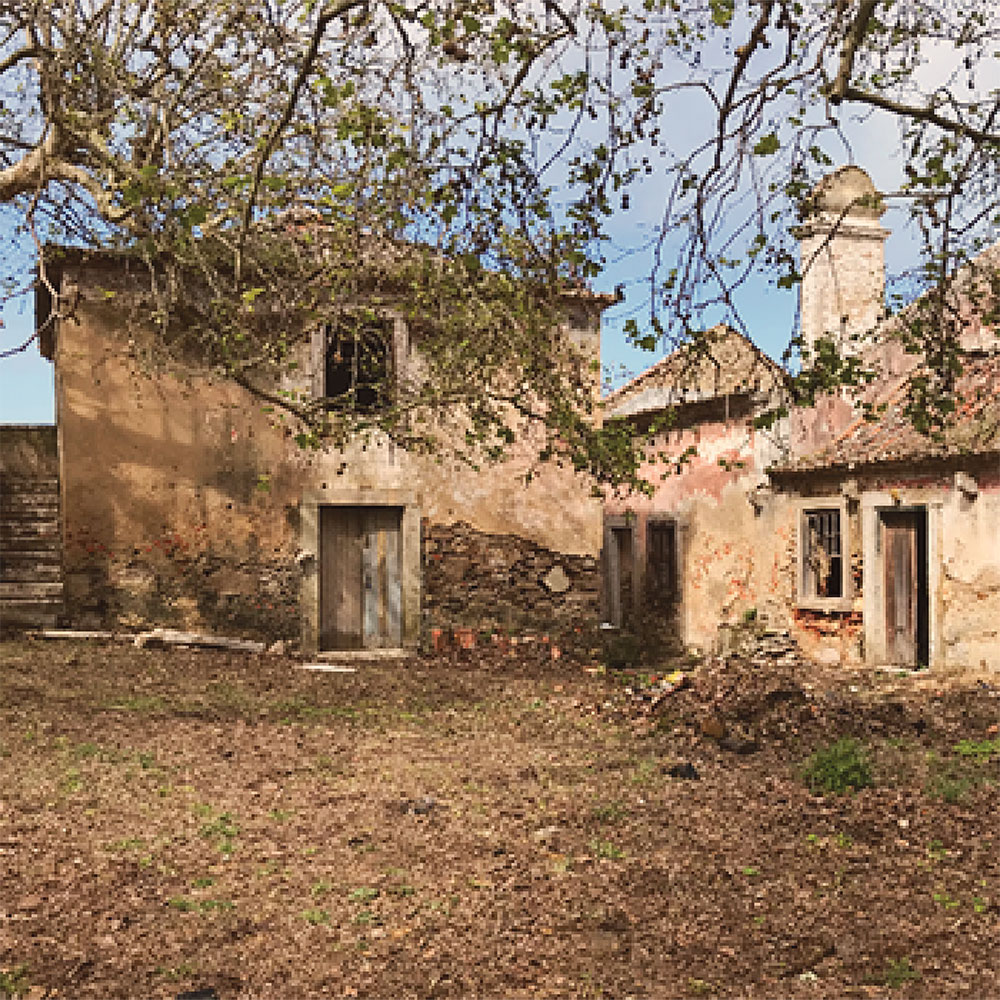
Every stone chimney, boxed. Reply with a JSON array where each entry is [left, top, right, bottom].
[[798, 165, 889, 362]]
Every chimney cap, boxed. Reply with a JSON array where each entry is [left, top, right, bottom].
[[810, 165, 884, 221]]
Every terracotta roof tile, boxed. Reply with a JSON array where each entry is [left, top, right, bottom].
[[775, 352, 1000, 472]]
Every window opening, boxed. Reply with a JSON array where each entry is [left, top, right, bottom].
[[324, 318, 390, 412], [804, 509, 842, 599]]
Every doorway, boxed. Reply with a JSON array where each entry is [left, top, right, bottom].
[[606, 525, 634, 628], [320, 506, 402, 650], [880, 508, 929, 667]]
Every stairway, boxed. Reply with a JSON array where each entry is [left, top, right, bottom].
[[0, 474, 65, 635]]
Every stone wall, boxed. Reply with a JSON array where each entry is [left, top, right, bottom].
[[422, 520, 601, 652]]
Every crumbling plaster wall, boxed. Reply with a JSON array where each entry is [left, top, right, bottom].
[[53, 265, 603, 640], [936, 468, 1000, 671], [603, 408, 801, 653]]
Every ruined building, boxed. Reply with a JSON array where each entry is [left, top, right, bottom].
[[2, 246, 612, 653], [603, 166, 1000, 672]]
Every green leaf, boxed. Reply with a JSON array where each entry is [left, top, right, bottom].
[[753, 133, 781, 156]]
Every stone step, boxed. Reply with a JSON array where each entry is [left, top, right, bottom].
[[0, 598, 64, 631], [0, 506, 61, 522], [0, 473, 59, 493], [0, 536, 62, 554], [0, 562, 63, 582], [0, 581, 64, 600], [0, 520, 60, 539]]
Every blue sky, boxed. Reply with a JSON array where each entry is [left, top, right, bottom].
[[0, 45, 947, 425]]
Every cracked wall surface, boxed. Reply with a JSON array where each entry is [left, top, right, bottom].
[[51, 261, 604, 645]]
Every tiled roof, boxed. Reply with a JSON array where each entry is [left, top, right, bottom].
[[603, 325, 786, 418], [774, 352, 1000, 472]]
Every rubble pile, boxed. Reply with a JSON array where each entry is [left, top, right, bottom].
[[592, 625, 820, 749]]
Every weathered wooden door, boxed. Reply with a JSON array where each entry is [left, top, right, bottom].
[[320, 506, 402, 650], [883, 512, 919, 665]]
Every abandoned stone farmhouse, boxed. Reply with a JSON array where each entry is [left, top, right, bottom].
[[1, 165, 998, 670], [604, 166, 1000, 672], [2, 245, 612, 653]]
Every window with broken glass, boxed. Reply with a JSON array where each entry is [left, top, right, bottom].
[[323, 318, 391, 412], [802, 509, 843, 599]]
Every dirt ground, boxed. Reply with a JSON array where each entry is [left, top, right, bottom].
[[1, 637, 998, 999]]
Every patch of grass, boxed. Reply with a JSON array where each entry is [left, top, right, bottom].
[[629, 758, 658, 785], [302, 907, 330, 925], [198, 810, 240, 854], [0, 964, 31, 998], [268, 808, 292, 822], [741, 865, 760, 876], [311, 879, 331, 896], [880, 956, 920, 989], [348, 886, 379, 902], [169, 896, 234, 914], [386, 883, 416, 897], [155, 962, 197, 981], [589, 839, 625, 860], [932, 889, 960, 910], [109, 837, 146, 852], [925, 760, 977, 804], [136, 750, 157, 769], [591, 800, 628, 823], [801, 738, 873, 796], [191, 876, 215, 888], [953, 738, 1000, 761], [74, 741, 101, 758]]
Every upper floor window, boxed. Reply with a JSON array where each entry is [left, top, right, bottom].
[[324, 317, 391, 412]]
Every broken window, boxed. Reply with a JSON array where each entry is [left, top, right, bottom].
[[324, 318, 391, 412], [802, 508, 843, 599]]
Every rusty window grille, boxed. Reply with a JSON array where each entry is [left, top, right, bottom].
[[804, 509, 843, 599]]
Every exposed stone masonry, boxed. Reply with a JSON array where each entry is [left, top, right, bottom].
[[422, 520, 601, 651]]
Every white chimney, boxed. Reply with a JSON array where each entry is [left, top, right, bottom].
[[798, 165, 889, 363]]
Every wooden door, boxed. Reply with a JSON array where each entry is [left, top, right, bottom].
[[883, 513, 918, 665], [320, 506, 402, 650]]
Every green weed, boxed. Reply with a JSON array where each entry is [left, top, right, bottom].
[[801, 738, 873, 795], [386, 883, 416, 897], [953, 738, 1000, 761], [741, 866, 760, 876], [169, 896, 234, 914], [880, 956, 920, 989], [302, 908, 330, 925], [198, 810, 240, 854], [925, 759, 977, 804], [591, 801, 628, 823], [348, 886, 379, 902], [589, 839, 625, 860], [191, 876, 215, 889], [311, 879, 332, 897], [0, 965, 31, 998], [155, 962, 197, 981]]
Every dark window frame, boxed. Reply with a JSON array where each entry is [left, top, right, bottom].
[[797, 498, 852, 610], [323, 316, 393, 413]]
